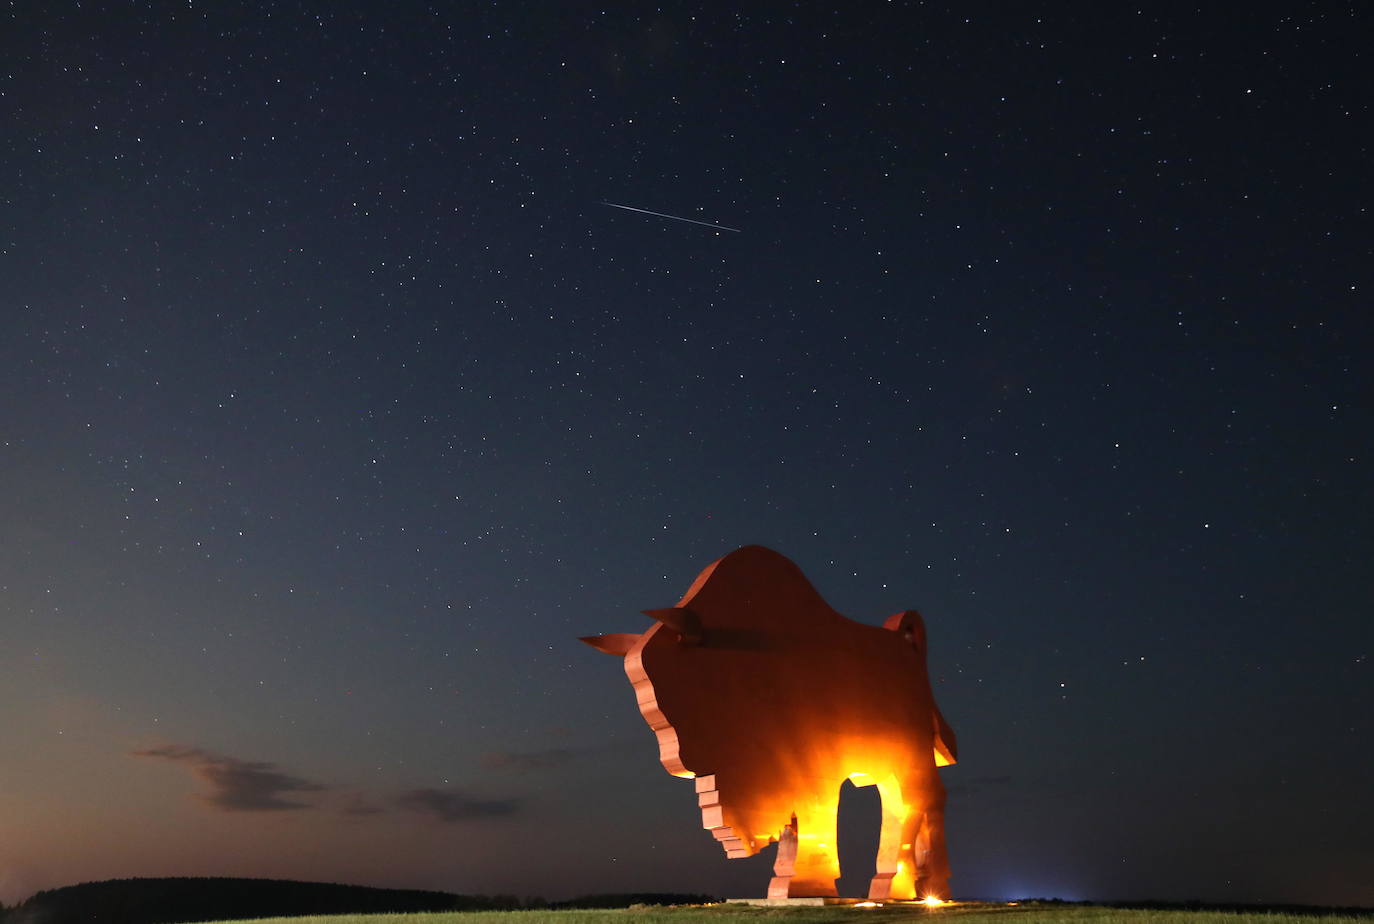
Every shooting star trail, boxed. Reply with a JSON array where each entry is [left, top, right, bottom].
[[600, 201, 740, 233]]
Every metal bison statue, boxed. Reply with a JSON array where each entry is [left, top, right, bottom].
[[581, 545, 958, 901]]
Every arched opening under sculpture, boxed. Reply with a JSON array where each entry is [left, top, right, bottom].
[[835, 778, 882, 897]]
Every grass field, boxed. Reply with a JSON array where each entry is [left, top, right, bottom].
[[191, 902, 1372, 924]]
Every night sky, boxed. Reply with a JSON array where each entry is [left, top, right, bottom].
[[3, 2, 1371, 910]]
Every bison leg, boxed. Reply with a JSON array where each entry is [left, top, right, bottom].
[[767, 817, 798, 899], [867, 775, 913, 900], [913, 803, 951, 900], [768, 791, 841, 897]]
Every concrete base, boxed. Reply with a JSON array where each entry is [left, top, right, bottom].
[[726, 897, 870, 906], [727, 897, 954, 907]]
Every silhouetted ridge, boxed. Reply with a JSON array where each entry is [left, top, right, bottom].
[[2, 877, 507, 924], [550, 892, 718, 908], [1102, 899, 1374, 917], [1007, 899, 1373, 917]]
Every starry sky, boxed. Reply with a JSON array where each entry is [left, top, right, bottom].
[[2, 1, 1371, 910]]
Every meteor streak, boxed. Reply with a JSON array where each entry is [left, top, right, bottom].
[[600, 201, 740, 233]]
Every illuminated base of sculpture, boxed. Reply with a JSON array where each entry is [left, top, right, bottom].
[[726, 897, 861, 906], [727, 897, 951, 907]]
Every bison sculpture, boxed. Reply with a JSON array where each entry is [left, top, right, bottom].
[[581, 545, 958, 901]]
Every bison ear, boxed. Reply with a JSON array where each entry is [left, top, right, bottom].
[[883, 609, 928, 652], [578, 633, 640, 656], [642, 607, 703, 646]]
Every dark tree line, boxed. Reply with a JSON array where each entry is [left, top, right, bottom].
[[0, 878, 720, 924], [2, 877, 506, 924]]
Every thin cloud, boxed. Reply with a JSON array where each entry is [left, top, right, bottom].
[[339, 792, 385, 816], [397, 787, 519, 822], [131, 745, 327, 812], [481, 748, 578, 773]]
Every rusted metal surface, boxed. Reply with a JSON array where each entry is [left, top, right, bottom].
[[582, 545, 957, 900]]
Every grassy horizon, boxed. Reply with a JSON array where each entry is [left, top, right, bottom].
[[186, 902, 1374, 924]]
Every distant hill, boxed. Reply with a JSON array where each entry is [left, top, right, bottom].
[[550, 892, 719, 909], [0, 876, 509, 924]]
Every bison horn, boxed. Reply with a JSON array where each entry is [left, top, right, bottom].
[[642, 607, 703, 646], [578, 633, 641, 656]]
